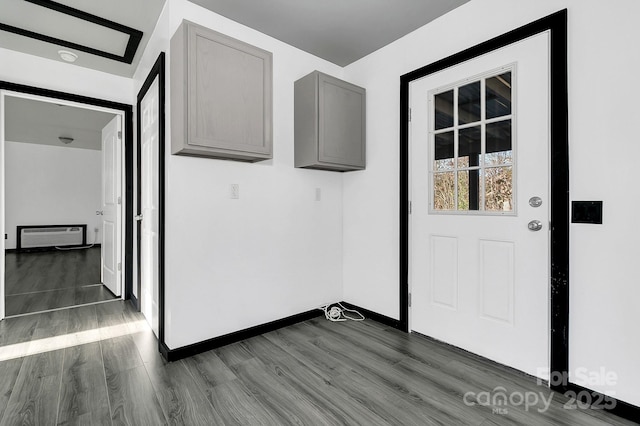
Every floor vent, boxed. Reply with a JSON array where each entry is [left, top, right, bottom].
[[17, 225, 87, 252]]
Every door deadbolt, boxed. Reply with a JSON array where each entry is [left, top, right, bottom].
[[528, 220, 543, 231], [529, 196, 543, 208]]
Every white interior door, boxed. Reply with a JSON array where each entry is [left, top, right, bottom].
[[410, 32, 550, 379], [101, 115, 122, 297], [140, 77, 160, 336]]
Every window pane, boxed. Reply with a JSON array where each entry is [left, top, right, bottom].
[[433, 172, 455, 210], [434, 90, 454, 130], [457, 170, 480, 211], [458, 126, 481, 168], [434, 131, 454, 171], [486, 72, 512, 119], [485, 120, 512, 166], [485, 166, 513, 211], [458, 81, 481, 125]]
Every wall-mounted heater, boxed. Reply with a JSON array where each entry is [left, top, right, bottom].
[[17, 225, 87, 252]]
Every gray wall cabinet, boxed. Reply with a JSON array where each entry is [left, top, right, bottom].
[[295, 71, 366, 171], [171, 20, 273, 161]]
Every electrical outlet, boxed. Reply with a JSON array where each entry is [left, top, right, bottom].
[[94, 227, 99, 233], [230, 184, 239, 199], [315, 188, 321, 201]]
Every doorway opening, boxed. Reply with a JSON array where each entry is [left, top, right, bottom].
[[0, 82, 134, 320]]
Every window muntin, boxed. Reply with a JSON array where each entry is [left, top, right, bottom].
[[430, 67, 514, 214]]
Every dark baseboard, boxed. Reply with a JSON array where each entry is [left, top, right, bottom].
[[162, 308, 324, 362], [129, 293, 139, 311], [553, 382, 640, 423], [340, 301, 402, 330]]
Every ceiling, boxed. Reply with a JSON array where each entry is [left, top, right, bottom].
[[0, 0, 469, 78], [0, 0, 166, 77], [1, 1, 469, 144], [190, 0, 470, 66], [4, 96, 115, 150]]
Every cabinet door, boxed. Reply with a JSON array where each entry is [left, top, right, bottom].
[[188, 25, 272, 156], [318, 74, 365, 168]]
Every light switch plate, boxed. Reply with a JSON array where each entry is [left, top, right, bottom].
[[230, 184, 239, 199]]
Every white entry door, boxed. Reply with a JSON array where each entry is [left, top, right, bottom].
[[140, 76, 160, 336], [410, 32, 550, 378], [101, 115, 122, 297]]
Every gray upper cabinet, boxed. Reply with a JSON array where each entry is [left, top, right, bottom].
[[295, 71, 366, 171], [171, 20, 273, 161]]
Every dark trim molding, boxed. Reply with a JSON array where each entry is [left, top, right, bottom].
[[163, 309, 323, 362], [558, 383, 640, 423], [1, 80, 134, 304], [340, 301, 402, 329], [0, 0, 142, 64], [129, 293, 139, 313], [399, 6, 570, 395], [135, 53, 166, 352]]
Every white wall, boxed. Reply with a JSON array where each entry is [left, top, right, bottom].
[[141, 0, 347, 349], [0, 47, 133, 105], [342, 0, 640, 407], [4, 141, 102, 249]]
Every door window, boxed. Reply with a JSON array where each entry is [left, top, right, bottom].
[[430, 68, 514, 213]]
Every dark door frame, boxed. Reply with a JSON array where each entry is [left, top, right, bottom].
[[135, 52, 166, 353], [401, 9, 638, 420], [0, 80, 135, 304], [400, 9, 569, 383]]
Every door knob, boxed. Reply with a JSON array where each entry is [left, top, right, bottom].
[[135, 214, 143, 221], [528, 220, 543, 231]]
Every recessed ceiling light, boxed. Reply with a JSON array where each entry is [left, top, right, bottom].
[[58, 50, 78, 63]]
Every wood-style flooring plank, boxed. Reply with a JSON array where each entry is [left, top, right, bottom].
[[146, 360, 224, 425], [0, 314, 39, 346], [96, 302, 140, 330], [0, 358, 25, 422], [100, 336, 144, 377], [130, 328, 167, 369], [6, 289, 76, 316], [0, 349, 64, 426], [263, 329, 440, 426], [57, 342, 111, 426], [231, 356, 351, 425], [67, 305, 98, 334], [307, 327, 488, 425], [213, 341, 254, 368], [5, 248, 115, 316], [242, 334, 392, 425], [33, 309, 70, 340], [207, 379, 284, 426], [106, 365, 166, 426], [182, 350, 236, 390]]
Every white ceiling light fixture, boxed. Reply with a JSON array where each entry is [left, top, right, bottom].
[[59, 136, 74, 144], [58, 50, 78, 63]]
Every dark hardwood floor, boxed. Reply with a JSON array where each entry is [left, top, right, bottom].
[[5, 247, 118, 316], [0, 300, 635, 425]]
